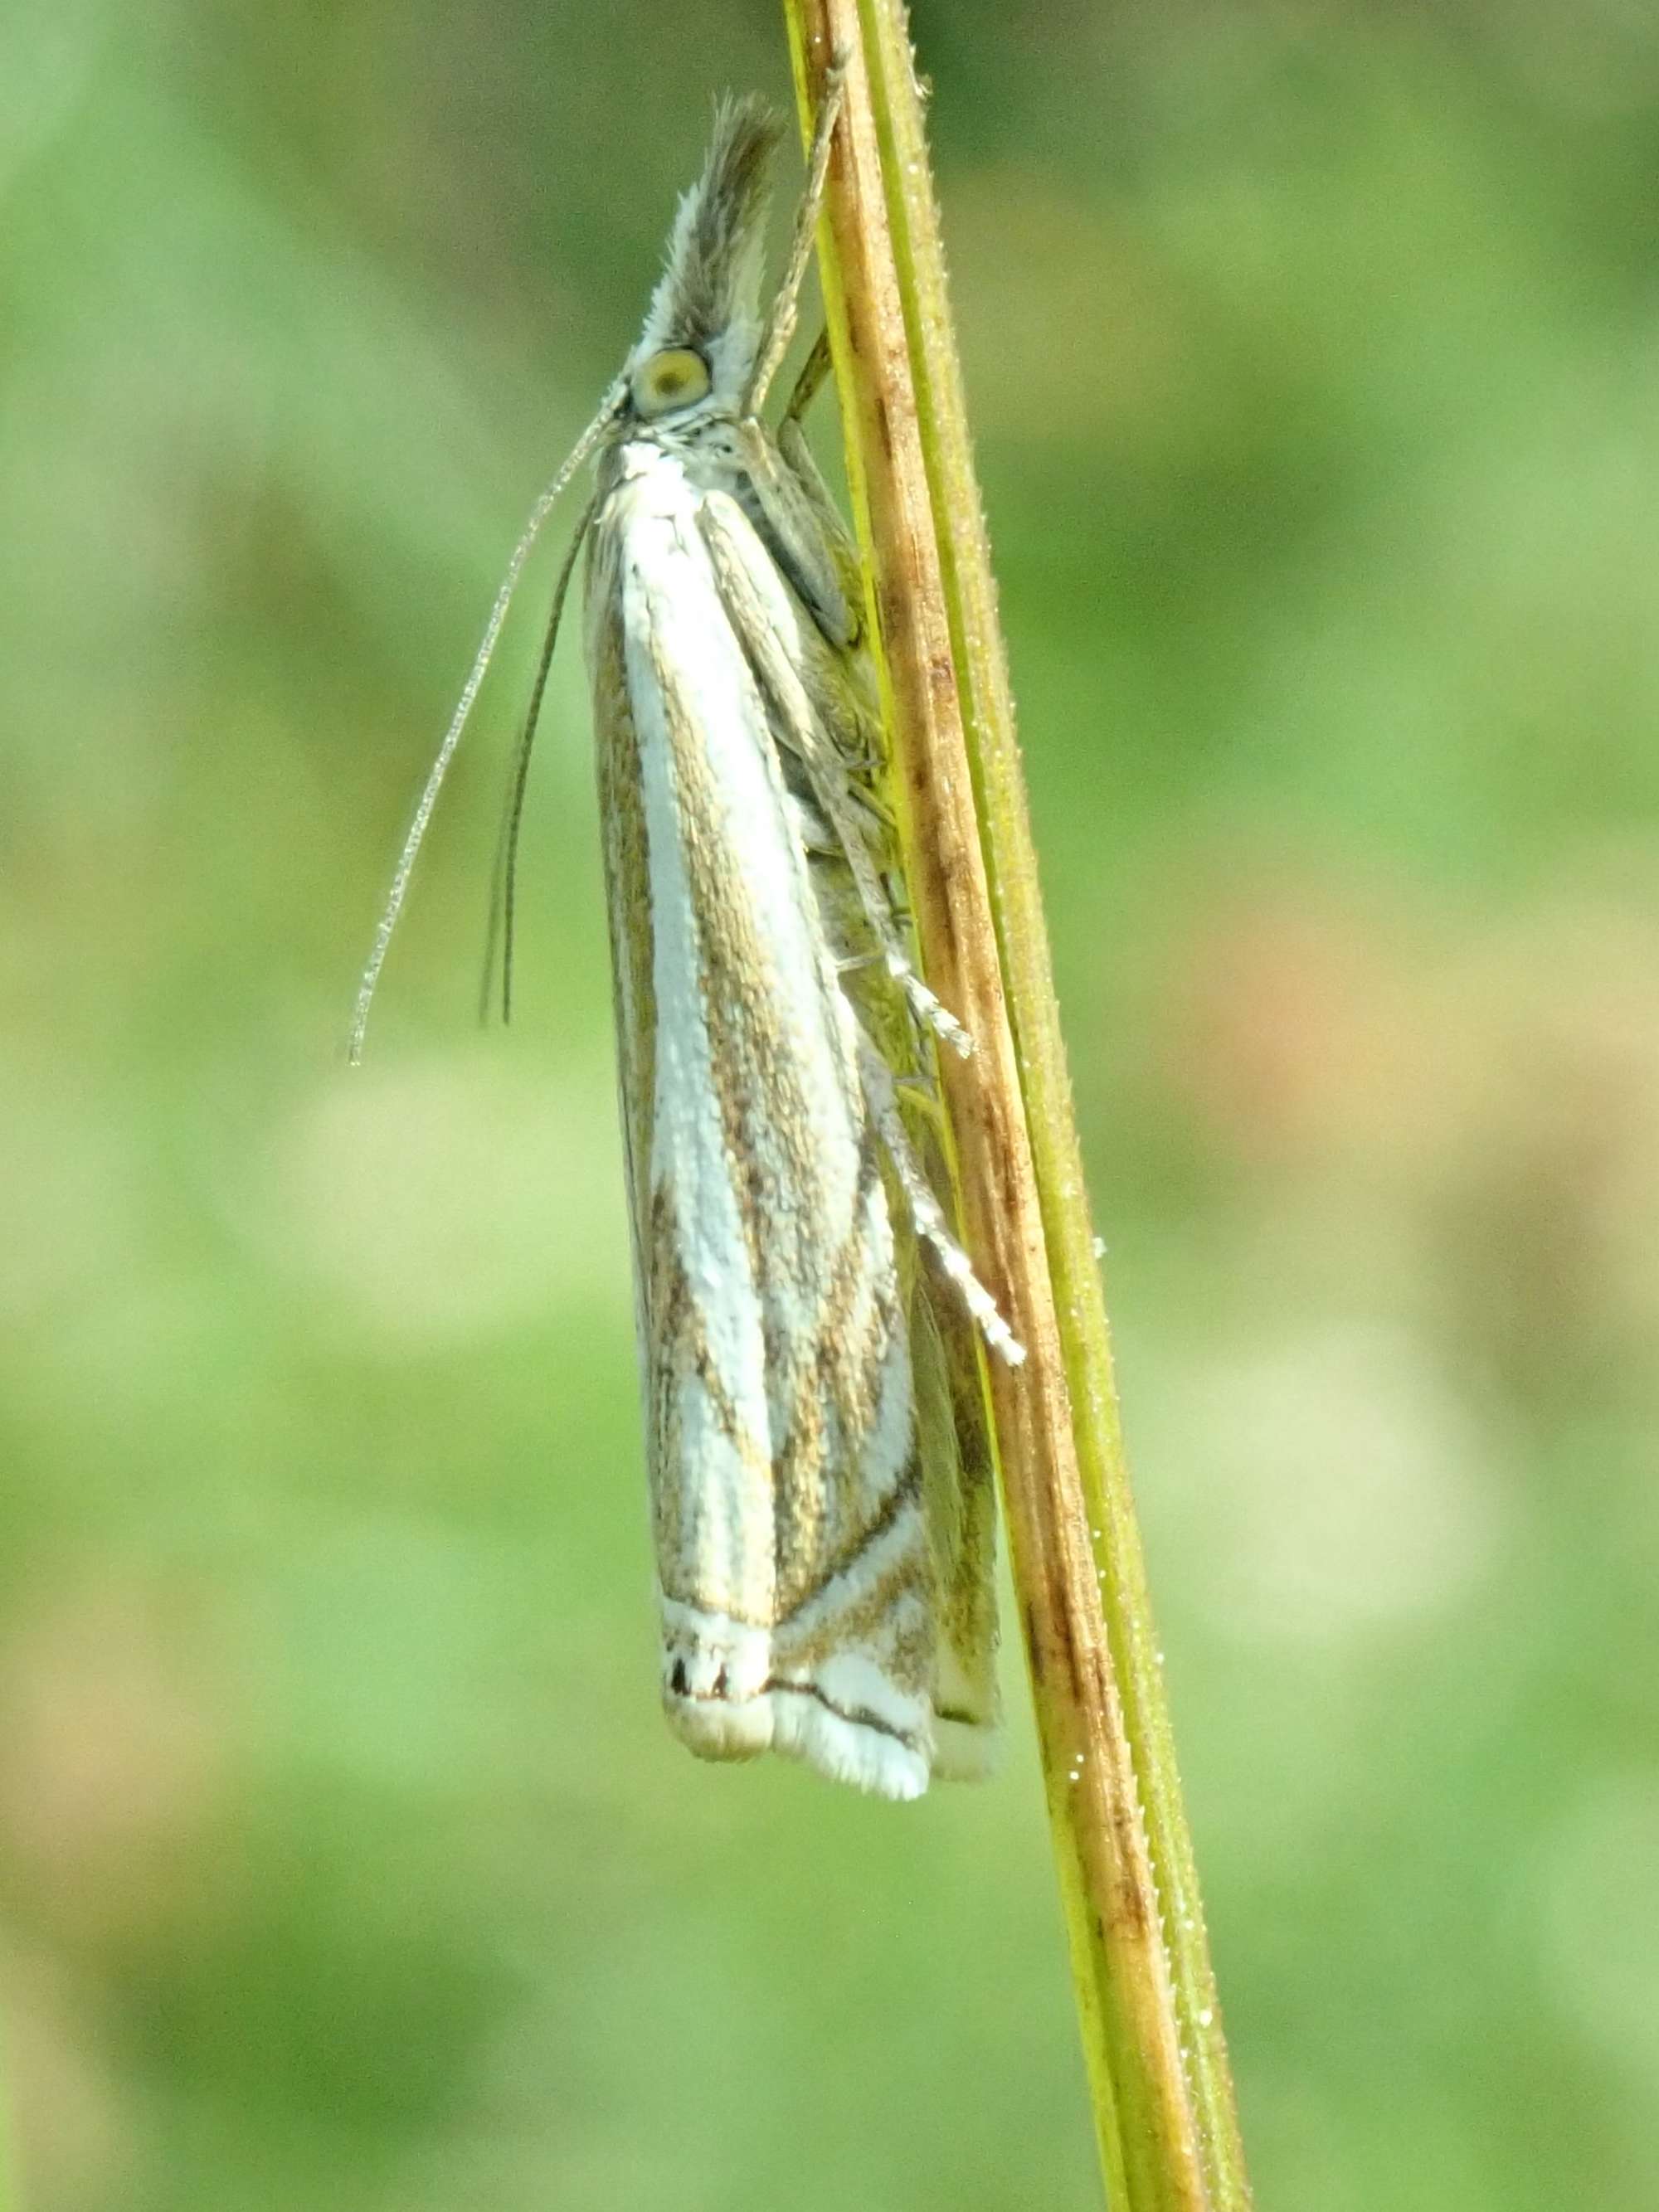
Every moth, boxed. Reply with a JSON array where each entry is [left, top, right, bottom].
[[353, 69, 1019, 1799]]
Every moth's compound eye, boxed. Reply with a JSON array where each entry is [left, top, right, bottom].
[[630, 348, 712, 418]]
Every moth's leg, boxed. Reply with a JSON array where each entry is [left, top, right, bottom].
[[481, 489, 597, 1027], [855, 1030, 1024, 1367], [747, 60, 849, 415], [770, 330, 867, 648], [781, 328, 834, 430], [737, 425, 861, 652], [771, 400, 868, 654], [893, 1066, 942, 1106], [891, 1063, 951, 1156], [824, 800, 971, 1056], [698, 495, 974, 1059]]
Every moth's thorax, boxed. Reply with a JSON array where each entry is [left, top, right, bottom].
[[592, 435, 808, 694], [599, 412, 756, 509], [594, 421, 861, 671]]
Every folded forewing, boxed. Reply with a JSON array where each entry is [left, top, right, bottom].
[[587, 442, 941, 1796]]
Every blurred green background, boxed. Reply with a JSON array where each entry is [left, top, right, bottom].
[[3, 1, 1657, 2205]]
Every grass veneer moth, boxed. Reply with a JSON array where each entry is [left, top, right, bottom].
[[353, 66, 1020, 1798]]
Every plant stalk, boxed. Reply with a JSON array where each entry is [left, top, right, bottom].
[[778, 6, 1253, 2206]]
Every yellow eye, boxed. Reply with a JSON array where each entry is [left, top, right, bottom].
[[630, 347, 712, 418]]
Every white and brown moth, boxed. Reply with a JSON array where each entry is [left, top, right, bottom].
[[353, 71, 1020, 1799]]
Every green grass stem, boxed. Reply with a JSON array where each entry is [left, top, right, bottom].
[[779, 7, 1254, 2205]]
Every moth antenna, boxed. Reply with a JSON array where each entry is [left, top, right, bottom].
[[746, 56, 848, 416], [479, 489, 599, 1028], [348, 383, 624, 1064]]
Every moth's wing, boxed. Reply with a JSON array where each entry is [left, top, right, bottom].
[[723, 448, 1004, 1780], [775, 430, 1005, 1773], [586, 453, 942, 1800], [585, 514, 657, 1404], [845, 957, 1001, 1780], [907, 1127, 1001, 1776]]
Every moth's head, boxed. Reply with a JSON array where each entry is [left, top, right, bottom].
[[622, 94, 782, 429]]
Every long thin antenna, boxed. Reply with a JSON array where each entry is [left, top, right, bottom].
[[479, 488, 599, 1028], [348, 383, 624, 1064], [747, 56, 847, 416]]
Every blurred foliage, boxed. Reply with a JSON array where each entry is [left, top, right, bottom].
[[2, 1, 1657, 2206]]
